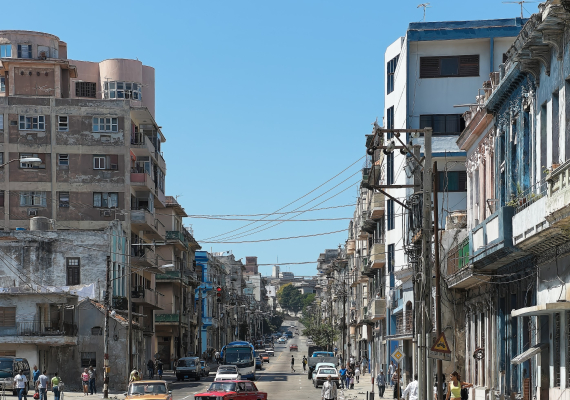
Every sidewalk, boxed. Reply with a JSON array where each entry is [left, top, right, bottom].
[[338, 374, 396, 400]]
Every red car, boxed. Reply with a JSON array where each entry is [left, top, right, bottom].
[[290, 344, 298, 352], [195, 381, 267, 400]]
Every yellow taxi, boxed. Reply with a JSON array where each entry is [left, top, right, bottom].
[[125, 381, 172, 400]]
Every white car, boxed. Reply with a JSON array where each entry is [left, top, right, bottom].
[[278, 337, 287, 343], [265, 348, 275, 356], [313, 367, 340, 388], [214, 365, 241, 381]]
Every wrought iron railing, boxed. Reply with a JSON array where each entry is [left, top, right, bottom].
[[0, 321, 78, 336], [509, 179, 547, 215]]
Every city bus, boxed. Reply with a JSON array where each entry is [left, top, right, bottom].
[[221, 341, 256, 380]]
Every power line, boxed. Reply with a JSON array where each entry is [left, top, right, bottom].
[[201, 228, 348, 244], [187, 203, 356, 217]]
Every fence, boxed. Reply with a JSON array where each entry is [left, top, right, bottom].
[[0, 321, 78, 336], [510, 179, 547, 215]]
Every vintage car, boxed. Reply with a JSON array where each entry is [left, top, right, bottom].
[[312, 367, 340, 388], [310, 362, 336, 380], [125, 381, 172, 400], [289, 344, 298, 352], [260, 353, 270, 363], [264, 348, 274, 357], [176, 357, 201, 381], [278, 337, 287, 343], [255, 355, 263, 370], [215, 365, 241, 381], [194, 381, 267, 400]]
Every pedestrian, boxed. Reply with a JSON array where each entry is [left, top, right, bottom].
[[346, 367, 354, 389], [338, 366, 347, 389], [361, 358, 368, 376], [215, 350, 220, 365], [88, 366, 96, 395], [81, 368, 89, 396], [14, 369, 27, 400], [290, 355, 295, 373], [321, 375, 338, 400], [156, 360, 163, 380], [36, 370, 48, 400], [434, 374, 447, 399], [349, 355, 355, 370], [147, 359, 154, 380], [32, 366, 40, 387], [129, 370, 141, 383], [334, 347, 338, 357], [388, 362, 394, 387], [354, 365, 360, 384], [376, 370, 386, 398], [51, 373, 60, 400], [402, 374, 419, 400], [392, 368, 400, 399], [446, 371, 473, 400], [302, 356, 307, 372]]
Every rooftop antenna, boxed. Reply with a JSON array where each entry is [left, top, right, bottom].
[[417, 3, 431, 22], [502, 1, 537, 19]]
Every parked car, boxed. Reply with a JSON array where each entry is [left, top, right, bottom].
[[176, 357, 201, 381], [194, 381, 267, 400], [255, 356, 263, 370], [265, 348, 275, 357], [290, 344, 298, 352], [313, 367, 340, 388], [260, 353, 270, 363], [278, 337, 287, 343], [0, 357, 31, 395], [200, 360, 210, 376], [214, 365, 241, 381], [125, 380, 171, 400], [311, 362, 336, 380]]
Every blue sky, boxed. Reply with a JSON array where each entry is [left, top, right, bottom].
[[5, 0, 537, 276]]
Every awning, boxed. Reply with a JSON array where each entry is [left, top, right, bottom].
[[511, 302, 570, 317], [511, 343, 548, 365]]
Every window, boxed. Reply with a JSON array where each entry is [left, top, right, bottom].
[[387, 55, 399, 94], [438, 171, 467, 192], [386, 106, 394, 139], [104, 81, 142, 100], [0, 307, 15, 327], [0, 77, 4, 93], [0, 115, 3, 130], [66, 258, 80, 285], [387, 152, 394, 185], [59, 192, 69, 208], [92, 117, 118, 132], [93, 155, 106, 170], [420, 114, 466, 135], [0, 190, 4, 206], [387, 199, 395, 231], [0, 153, 2, 165], [19, 153, 45, 169], [76, 82, 96, 98], [58, 154, 69, 166], [20, 191, 47, 207], [0, 45, 11, 58], [420, 55, 479, 78], [19, 115, 45, 131], [17, 45, 32, 59], [93, 192, 118, 208], [387, 244, 395, 274], [58, 116, 68, 131]]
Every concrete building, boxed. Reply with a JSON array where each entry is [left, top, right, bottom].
[[244, 256, 258, 275]]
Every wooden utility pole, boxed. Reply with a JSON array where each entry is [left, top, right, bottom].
[[433, 162, 443, 400], [103, 256, 111, 399]]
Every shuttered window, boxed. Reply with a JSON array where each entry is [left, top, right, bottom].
[[67, 258, 80, 285], [420, 114, 466, 135], [420, 55, 479, 78], [0, 307, 16, 327], [438, 171, 467, 192]]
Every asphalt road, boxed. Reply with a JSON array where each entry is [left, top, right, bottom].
[[169, 320, 323, 400]]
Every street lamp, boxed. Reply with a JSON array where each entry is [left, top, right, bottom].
[[0, 157, 42, 168]]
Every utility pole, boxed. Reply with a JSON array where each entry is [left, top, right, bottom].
[[433, 162, 443, 400], [420, 128, 433, 400], [198, 287, 203, 357], [103, 256, 111, 399]]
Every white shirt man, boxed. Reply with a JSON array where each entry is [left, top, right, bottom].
[[321, 376, 338, 400], [14, 372, 27, 389], [402, 374, 419, 400]]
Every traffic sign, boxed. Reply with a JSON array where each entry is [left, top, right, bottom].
[[430, 332, 451, 354], [428, 350, 451, 361], [391, 348, 405, 363]]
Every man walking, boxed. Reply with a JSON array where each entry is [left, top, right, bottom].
[[290, 355, 295, 373], [388, 361, 394, 387], [14, 370, 27, 400], [36, 371, 48, 400], [321, 375, 338, 400], [88, 366, 97, 395], [32, 366, 40, 388], [147, 359, 154, 379], [402, 374, 419, 400], [338, 365, 347, 389], [376, 370, 386, 398], [302, 356, 307, 372], [51, 373, 61, 400]]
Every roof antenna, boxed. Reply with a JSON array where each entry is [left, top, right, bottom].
[[417, 3, 431, 22], [502, 1, 537, 19]]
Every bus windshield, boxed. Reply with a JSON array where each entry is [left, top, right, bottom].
[[224, 347, 253, 367]]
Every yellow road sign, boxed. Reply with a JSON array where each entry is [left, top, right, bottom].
[[391, 348, 405, 363], [430, 332, 451, 354]]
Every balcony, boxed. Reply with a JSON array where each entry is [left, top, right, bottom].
[[132, 287, 161, 309], [370, 242, 385, 269], [155, 313, 186, 325], [130, 133, 159, 161], [131, 245, 156, 268], [346, 239, 356, 255], [361, 168, 370, 187], [470, 206, 522, 271], [369, 298, 386, 320], [130, 171, 154, 192], [0, 321, 78, 346], [166, 230, 188, 250], [387, 314, 413, 339], [131, 209, 165, 240], [156, 270, 189, 285], [370, 192, 385, 219], [358, 306, 371, 325], [546, 160, 570, 231], [445, 238, 491, 289]]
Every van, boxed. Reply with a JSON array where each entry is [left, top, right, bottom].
[[175, 357, 200, 381], [0, 357, 31, 395]]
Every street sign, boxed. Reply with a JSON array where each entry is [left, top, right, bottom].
[[391, 348, 405, 363], [430, 332, 451, 354], [428, 350, 451, 361]]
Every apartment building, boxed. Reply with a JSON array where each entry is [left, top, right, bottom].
[[382, 19, 524, 379]]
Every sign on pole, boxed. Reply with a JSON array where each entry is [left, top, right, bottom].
[[428, 332, 452, 361], [391, 348, 405, 363]]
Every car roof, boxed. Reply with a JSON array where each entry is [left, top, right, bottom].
[[131, 380, 167, 384]]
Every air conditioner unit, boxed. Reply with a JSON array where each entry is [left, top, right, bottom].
[[102, 210, 111, 217], [110, 164, 118, 170], [28, 209, 37, 216], [59, 203, 69, 208]]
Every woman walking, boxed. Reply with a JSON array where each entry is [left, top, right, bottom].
[[446, 371, 473, 400], [81, 369, 89, 396]]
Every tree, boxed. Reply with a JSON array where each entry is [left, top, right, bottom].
[[277, 283, 312, 312]]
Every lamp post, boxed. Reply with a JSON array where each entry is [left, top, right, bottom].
[[0, 157, 42, 169]]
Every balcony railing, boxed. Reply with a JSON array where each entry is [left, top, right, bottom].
[[394, 314, 413, 336], [0, 321, 78, 337], [156, 270, 189, 284], [166, 231, 188, 249], [369, 298, 386, 320], [155, 313, 180, 323], [446, 238, 470, 276], [509, 179, 547, 215]]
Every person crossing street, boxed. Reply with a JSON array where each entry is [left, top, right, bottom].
[[290, 355, 295, 373]]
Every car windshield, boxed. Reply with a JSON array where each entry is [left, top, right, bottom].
[[208, 382, 236, 392], [218, 367, 237, 374], [129, 383, 167, 395], [319, 369, 337, 375], [177, 359, 196, 367], [0, 360, 12, 372]]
